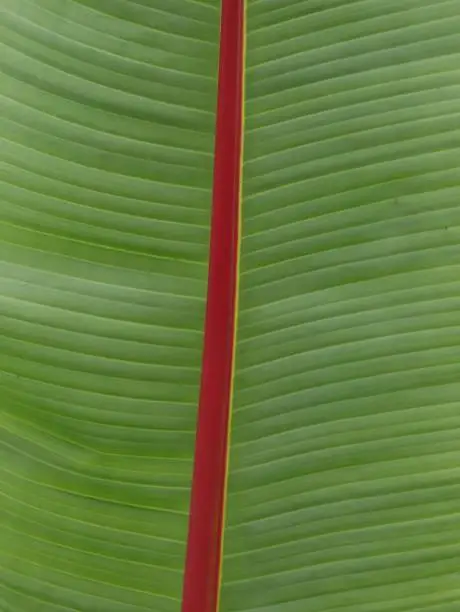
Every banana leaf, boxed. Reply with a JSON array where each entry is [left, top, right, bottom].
[[2, 1, 460, 611]]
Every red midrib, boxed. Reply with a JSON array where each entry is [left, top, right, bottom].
[[181, 1, 245, 612]]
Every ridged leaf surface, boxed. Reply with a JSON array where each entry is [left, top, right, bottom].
[[222, 1, 460, 611], [0, 1, 220, 610]]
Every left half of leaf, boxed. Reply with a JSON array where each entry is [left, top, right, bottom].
[[0, 1, 220, 610]]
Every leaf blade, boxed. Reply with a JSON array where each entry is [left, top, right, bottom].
[[222, 2, 460, 610], [0, 1, 220, 610]]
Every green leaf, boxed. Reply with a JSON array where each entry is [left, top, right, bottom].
[[0, 1, 220, 610], [221, 1, 460, 611]]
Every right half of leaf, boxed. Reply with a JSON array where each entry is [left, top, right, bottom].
[[221, 2, 460, 611]]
